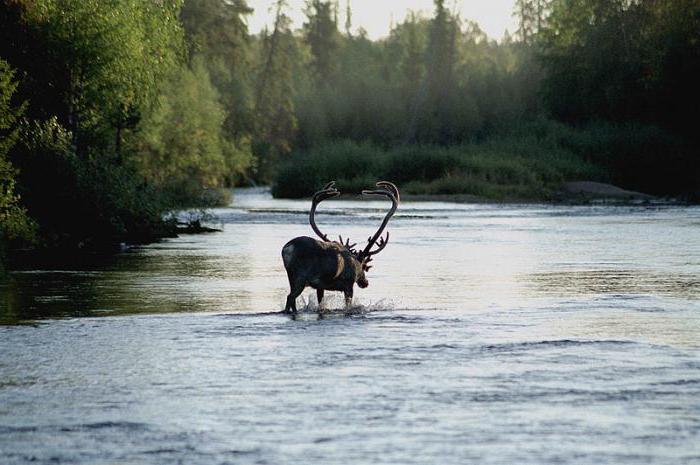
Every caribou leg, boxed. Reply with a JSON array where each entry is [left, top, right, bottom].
[[344, 288, 353, 308], [285, 278, 305, 313], [284, 293, 298, 313]]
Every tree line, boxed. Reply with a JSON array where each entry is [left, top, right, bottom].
[[1, 0, 698, 261]]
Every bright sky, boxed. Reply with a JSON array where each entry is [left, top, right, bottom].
[[247, 0, 518, 41]]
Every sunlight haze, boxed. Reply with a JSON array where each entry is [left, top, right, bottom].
[[248, 0, 517, 40]]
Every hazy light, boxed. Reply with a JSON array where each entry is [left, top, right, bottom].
[[247, 0, 517, 41]]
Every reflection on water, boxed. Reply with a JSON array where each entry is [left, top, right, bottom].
[[1, 249, 254, 322], [527, 269, 700, 299], [1, 188, 699, 465]]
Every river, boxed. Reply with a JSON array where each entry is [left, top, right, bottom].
[[1, 188, 699, 464]]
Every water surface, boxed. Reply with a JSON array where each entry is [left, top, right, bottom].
[[1, 188, 699, 464]]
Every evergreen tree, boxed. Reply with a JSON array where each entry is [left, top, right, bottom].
[[345, 0, 352, 37], [303, 0, 341, 83], [398, 12, 427, 106], [253, 0, 299, 175], [0, 59, 34, 248], [409, 0, 460, 144], [514, 0, 551, 45], [180, 0, 254, 140]]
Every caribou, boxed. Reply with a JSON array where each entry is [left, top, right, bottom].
[[281, 181, 400, 313]]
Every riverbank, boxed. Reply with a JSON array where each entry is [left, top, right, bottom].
[[274, 182, 688, 206], [272, 137, 604, 201], [400, 181, 686, 205], [272, 123, 698, 203]]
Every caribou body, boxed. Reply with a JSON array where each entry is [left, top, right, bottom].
[[281, 181, 399, 313]]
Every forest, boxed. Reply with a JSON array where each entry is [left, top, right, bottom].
[[1, 0, 698, 262]]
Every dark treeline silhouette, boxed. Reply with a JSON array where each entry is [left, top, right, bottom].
[[1, 0, 698, 262]]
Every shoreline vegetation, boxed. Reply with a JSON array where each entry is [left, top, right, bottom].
[[270, 124, 698, 204], [327, 183, 671, 205], [1, 0, 699, 266], [274, 183, 680, 206], [341, 188, 677, 205]]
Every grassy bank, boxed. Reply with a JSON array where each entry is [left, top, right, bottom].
[[273, 139, 600, 201], [272, 121, 698, 201]]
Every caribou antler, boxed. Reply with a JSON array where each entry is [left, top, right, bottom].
[[309, 181, 339, 242], [376, 180, 400, 202], [358, 181, 400, 264], [338, 235, 357, 253]]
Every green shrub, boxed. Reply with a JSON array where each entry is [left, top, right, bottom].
[[271, 140, 383, 198], [11, 119, 173, 249], [381, 147, 462, 184], [274, 117, 696, 201], [273, 134, 604, 200], [0, 58, 35, 253]]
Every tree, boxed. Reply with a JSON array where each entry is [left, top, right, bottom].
[[537, 0, 700, 126], [344, 0, 352, 37], [130, 60, 252, 194], [405, 0, 461, 144], [0, 0, 183, 158], [514, 0, 552, 45], [253, 0, 298, 174], [303, 0, 341, 83], [0, 0, 189, 249], [180, 0, 254, 141], [0, 59, 34, 247], [393, 12, 427, 106], [535, 0, 700, 194]]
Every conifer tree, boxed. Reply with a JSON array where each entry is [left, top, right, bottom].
[[514, 0, 551, 45], [303, 1, 341, 83], [254, 0, 298, 171], [180, 0, 254, 140], [345, 0, 352, 37]]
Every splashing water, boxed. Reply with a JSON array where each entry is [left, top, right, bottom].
[[289, 292, 397, 319]]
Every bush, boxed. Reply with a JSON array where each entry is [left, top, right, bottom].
[[276, 117, 698, 201], [1, 58, 35, 257], [271, 140, 383, 198], [11, 119, 173, 249], [273, 132, 605, 200], [508, 119, 698, 196]]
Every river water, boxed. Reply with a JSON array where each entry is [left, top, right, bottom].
[[1, 188, 699, 464]]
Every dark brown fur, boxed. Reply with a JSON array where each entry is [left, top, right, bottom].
[[282, 236, 367, 312]]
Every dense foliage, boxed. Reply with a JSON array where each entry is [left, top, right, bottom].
[[272, 128, 605, 200], [0, 0, 698, 261], [537, 0, 700, 194], [0, 0, 252, 256], [274, 0, 698, 198], [0, 58, 34, 256]]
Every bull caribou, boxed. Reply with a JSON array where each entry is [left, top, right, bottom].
[[281, 181, 400, 313]]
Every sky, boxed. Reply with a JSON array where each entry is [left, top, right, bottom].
[[247, 0, 518, 41]]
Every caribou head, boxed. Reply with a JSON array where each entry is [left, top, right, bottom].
[[281, 181, 400, 313]]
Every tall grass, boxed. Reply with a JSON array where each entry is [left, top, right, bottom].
[[273, 127, 605, 200], [273, 119, 697, 200]]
